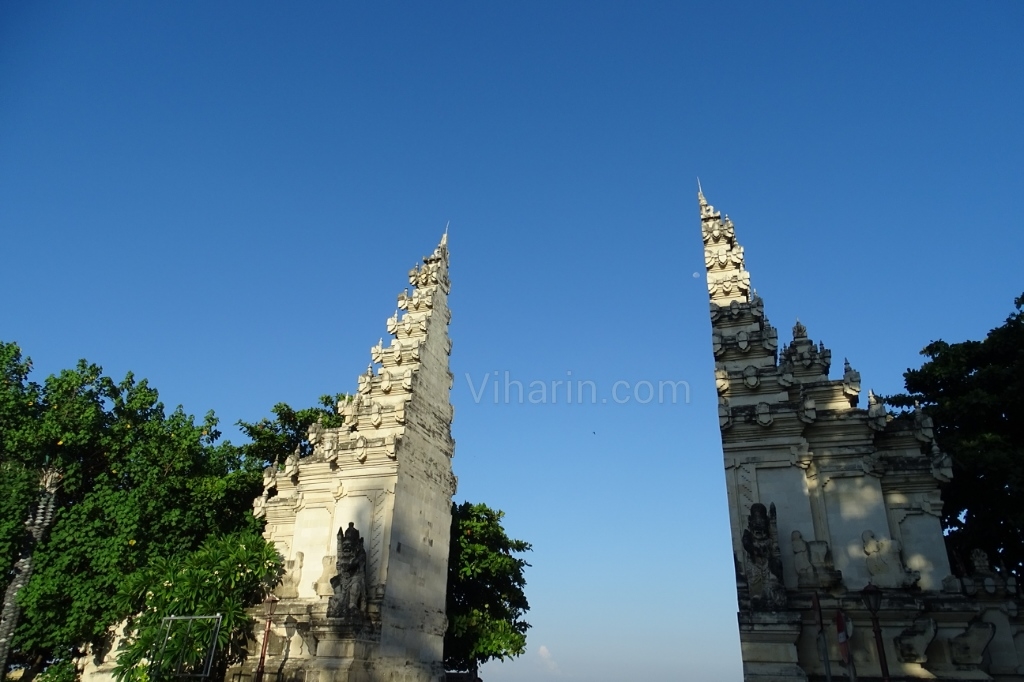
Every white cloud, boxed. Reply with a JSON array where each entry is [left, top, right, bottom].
[[537, 645, 561, 675]]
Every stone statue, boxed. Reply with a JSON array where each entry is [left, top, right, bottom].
[[862, 530, 920, 588], [791, 530, 842, 589], [328, 523, 368, 619], [742, 503, 787, 610]]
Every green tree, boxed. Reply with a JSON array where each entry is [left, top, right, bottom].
[[235, 395, 345, 465], [112, 531, 283, 682], [888, 294, 1024, 574], [0, 342, 268, 679], [444, 502, 531, 676]]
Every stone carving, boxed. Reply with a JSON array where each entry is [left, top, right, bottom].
[[791, 531, 842, 589], [397, 288, 409, 310], [386, 310, 399, 335], [707, 271, 751, 297], [962, 548, 1016, 596], [736, 331, 750, 352], [391, 341, 404, 364], [262, 464, 278, 494], [401, 369, 413, 391], [951, 621, 996, 667], [284, 447, 300, 481], [308, 419, 324, 453], [314, 555, 337, 597], [862, 530, 920, 588], [842, 359, 861, 404], [896, 618, 936, 663], [715, 367, 729, 394], [867, 390, 887, 431], [253, 492, 269, 519], [913, 401, 934, 443], [712, 332, 724, 358], [371, 338, 385, 365], [762, 324, 778, 351], [276, 552, 304, 599], [369, 402, 382, 428], [742, 365, 758, 389], [358, 365, 374, 395], [777, 358, 795, 388], [354, 436, 367, 464], [793, 319, 807, 340], [930, 442, 952, 482], [339, 395, 361, 431], [719, 396, 732, 430], [384, 434, 399, 459], [742, 503, 787, 610], [798, 394, 816, 424], [328, 523, 368, 620], [380, 370, 392, 394], [755, 402, 773, 428], [817, 341, 831, 373]]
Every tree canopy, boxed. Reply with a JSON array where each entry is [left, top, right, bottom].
[[888, 294, 1024, 575], [444, 502, 531, 674], [0, 342, 270, 679]]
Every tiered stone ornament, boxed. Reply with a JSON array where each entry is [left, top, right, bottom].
[[231, 233, 457, 682], [699, 189, 1021, 681]]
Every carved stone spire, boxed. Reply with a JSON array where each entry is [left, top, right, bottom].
[[701, 190, 751, 305]]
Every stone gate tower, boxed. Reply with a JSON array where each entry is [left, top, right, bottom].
[[233, 234, 457, 682], [700, 190, 1024, 681]]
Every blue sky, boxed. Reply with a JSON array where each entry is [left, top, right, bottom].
[[2, 3, 1022, 680]]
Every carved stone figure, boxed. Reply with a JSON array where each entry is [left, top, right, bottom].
[[896, 618, 937, 664], [842, 358, 861, 404], [252, 491, 269, 519], [276, 552, 304, 599], [328, 523, 368, 620], [951, 621, 996, 667], [314, 555, 337, 597], [283, 446, 300, 480], [862, 530, 920, 588], [913, 401, 935, 443], [742, 503, 787, 610], [308, 419, 324, 454], [867, 390, 887, 431], [791, 530, 842, 589]]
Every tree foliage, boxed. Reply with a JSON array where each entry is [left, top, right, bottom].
[[112, 532, 283, 682], [887, 294, 1024, 574], [444, 502, 531, 674], [0, 342, 269, 677], [236, 395, 345, 464]]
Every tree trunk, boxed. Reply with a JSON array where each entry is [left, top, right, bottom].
[[0, 468, 61, 676]]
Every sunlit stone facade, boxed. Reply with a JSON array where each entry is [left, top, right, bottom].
[[700, 190, 1023, 681]]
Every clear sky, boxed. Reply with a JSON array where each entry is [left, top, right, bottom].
[[2, 3, 1022, 680]]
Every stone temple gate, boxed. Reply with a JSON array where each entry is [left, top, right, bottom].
[[231, 233, 457, 682], [700, 189, 1024, 681]]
